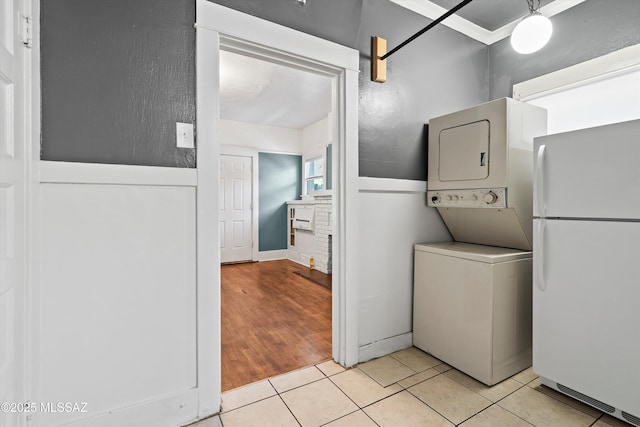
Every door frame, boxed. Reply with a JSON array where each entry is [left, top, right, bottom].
[[2, 0, 34, 420], [196, 0, 360, 414]]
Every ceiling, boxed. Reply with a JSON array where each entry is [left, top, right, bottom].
[[391, 0, 585, 44], [219, 0, 586, 130], [220, 50, 333, 130], [428, 0, 556, 32]]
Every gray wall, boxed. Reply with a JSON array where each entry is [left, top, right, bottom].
[[211, 0, 488, 181], [489, 0, 640, 99], [258, 153, 302, 252], [40, 0, 640, 174], [41, 0, 196, 167], [42, 0, 487, 177], [356, 0, 487, 179], [208, 0, 363, 48]]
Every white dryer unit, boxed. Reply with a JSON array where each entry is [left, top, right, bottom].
[[427, 98, 547, 250], [413, 242, 532, 385]]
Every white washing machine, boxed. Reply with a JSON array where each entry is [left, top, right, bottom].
[[413, 242, 532, 385]]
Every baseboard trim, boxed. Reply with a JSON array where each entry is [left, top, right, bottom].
[[48, 389, 198, 427], [358, 332, 413, 363], [256, 250, 288, 262]]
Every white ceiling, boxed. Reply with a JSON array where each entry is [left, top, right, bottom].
[[428, 0, 556, 32], [219, 50, 333, 129], [390, 0, 586, 44], [219, 0, 587, 129]]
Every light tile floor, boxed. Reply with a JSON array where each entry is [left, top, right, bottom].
[[188, 347, 633, 427]]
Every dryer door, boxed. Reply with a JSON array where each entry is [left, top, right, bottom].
[[439, 120, 490, 182]]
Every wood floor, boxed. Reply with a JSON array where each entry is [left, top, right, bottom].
[[221, 259, 332, 391]]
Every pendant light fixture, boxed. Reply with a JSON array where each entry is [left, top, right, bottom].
[[511, 0, 553, 54]]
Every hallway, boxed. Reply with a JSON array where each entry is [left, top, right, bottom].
[[221, 260, 332, 391]]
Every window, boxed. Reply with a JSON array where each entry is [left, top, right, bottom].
[[514, 44, 640, 134], [304, 156, 324, 194]]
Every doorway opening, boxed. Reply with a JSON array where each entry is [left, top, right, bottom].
[[196, 2, 360, 406], [219, 49, 336, 390]]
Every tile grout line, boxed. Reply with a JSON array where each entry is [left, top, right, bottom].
[[317, 408, 381, 427], [402, 370, 462, 426], [274, 392, 303, 427], [481, 378, 602, 427], [327, 371, 408, 411], [218, 353, 608, 427], [351, 353, 470, 425], [268, 364, 336, 395], [396, 364, 532, 426], [523, 380, 606, 419], [219, 380, 280, 414], [270, 368, 325, 427], [440, 371, 532, 426], [454, 400, 537, 427], [270, 362, 355, 427]]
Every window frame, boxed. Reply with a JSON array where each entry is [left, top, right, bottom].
[[303, 155, 325, 195]]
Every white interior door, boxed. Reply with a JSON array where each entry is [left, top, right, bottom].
[[0, 0, 29, 425], [220, 155, 252, 263]]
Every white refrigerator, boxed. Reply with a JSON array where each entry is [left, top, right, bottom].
[[533, 119, 640, 426]]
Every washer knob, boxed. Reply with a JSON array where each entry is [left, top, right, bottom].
[[484, 192, 498, 204]]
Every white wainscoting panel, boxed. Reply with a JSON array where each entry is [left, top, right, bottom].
[[357, 178, 451, 360], [37, 182, 197, 426]]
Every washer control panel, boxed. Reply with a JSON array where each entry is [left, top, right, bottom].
[[427, 188, 507, 208]]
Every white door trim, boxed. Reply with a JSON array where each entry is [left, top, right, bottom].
[[196, 1, 360, 412], [513, 43, 640, 102], [2, 1, 34, 423], [194, 23, 220, 419]]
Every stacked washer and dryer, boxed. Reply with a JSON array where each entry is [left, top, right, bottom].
[[413, 98, 546, 385]]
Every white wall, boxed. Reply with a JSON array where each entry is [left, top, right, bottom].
[[219, 116, 331, 169], [219, 118, 302, 153], [302, 114, 330, 159], [357, 178, 451, 361]]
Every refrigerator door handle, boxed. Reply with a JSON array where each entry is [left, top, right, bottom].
[[535, 219, 547, 292], [535, 144, 546, 217]]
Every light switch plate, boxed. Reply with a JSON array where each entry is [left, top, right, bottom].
[[176, 122, 194, 149]]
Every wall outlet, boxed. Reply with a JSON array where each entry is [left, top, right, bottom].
[[176, 122, 194, 149]]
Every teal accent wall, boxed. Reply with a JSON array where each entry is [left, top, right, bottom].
[[259, 153, 302, 251]]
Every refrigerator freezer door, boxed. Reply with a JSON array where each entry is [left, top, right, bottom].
[[533, 119, 640, 220], [533, 218, 640, 417]]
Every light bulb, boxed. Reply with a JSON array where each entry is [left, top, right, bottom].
[[510, 12, 553, 54]]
